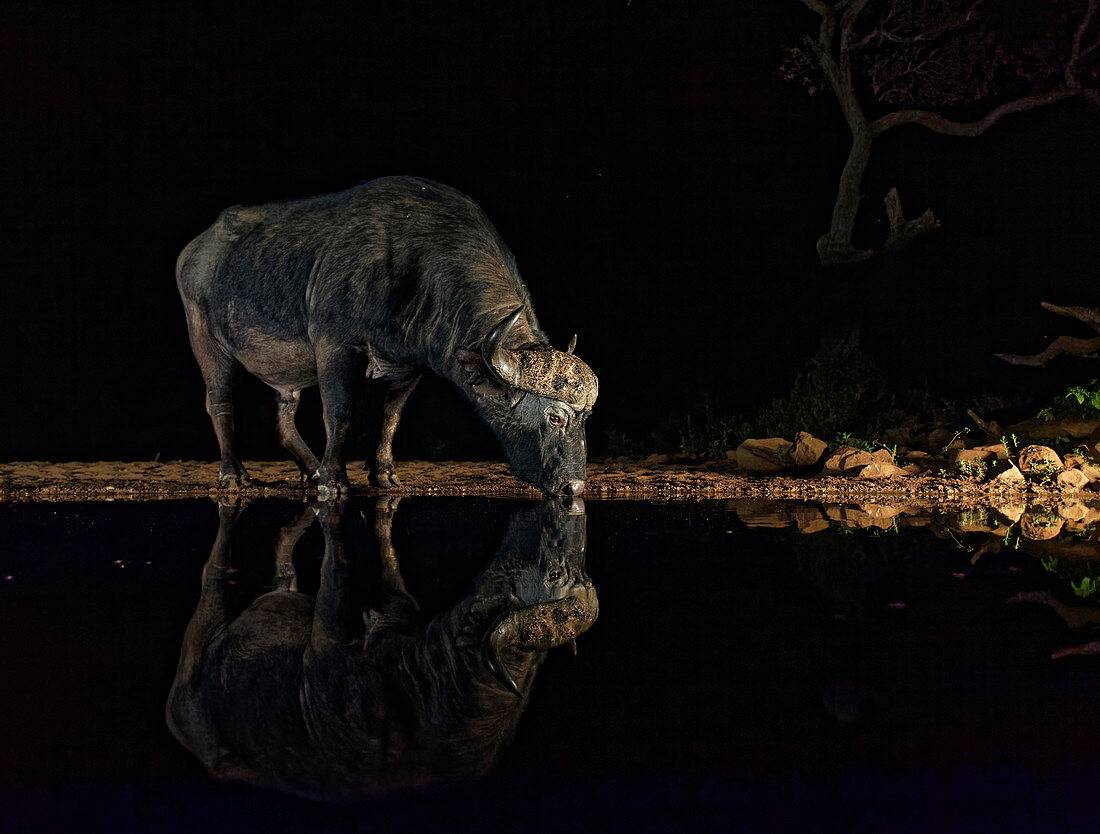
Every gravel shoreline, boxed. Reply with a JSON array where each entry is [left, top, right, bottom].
[[1, 459, 1096, 509]]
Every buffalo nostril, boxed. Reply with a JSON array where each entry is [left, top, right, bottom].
[[562, 480, 585, 496]]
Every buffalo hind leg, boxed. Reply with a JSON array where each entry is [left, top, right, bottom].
[[316, 344, 361, 498], [275, 389, 320, 482], [369, 375, 421, 489], [186, 314, 250, 485]]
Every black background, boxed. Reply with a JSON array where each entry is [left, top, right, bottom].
[[4, 0, 1100, 463]]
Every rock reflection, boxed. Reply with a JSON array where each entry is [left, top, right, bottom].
[[729, 496, 1100, 662], [725, 496, 1100, 542], [166, 497, 597, 803]]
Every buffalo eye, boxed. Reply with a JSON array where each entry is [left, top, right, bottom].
[[547, 413, 563, 427], [548, 568, 563, 581]]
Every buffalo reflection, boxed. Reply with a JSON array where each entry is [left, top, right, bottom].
[[166, 497, 597, 802]]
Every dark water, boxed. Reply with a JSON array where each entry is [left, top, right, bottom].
[[4, 496, 1100, 833]]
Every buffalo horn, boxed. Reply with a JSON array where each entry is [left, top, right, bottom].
[[484, 636, 522, 697], [482, 306, 525, 388], [566, 334, 577, 355]]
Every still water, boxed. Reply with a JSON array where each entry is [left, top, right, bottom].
[[3, 496, 1100, 832]]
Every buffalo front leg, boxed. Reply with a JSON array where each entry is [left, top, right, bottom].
[[275, 389, 321, 482], [315, 344, 361, 498], [370, 375, 421, 489]]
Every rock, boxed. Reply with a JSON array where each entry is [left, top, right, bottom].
[[785, 432, 827, 468], [992, 501, 1026, 523], [842, 508, 895, 529], [732, 438, 792, 472], [790, 506, 829, 534], [946, 448, 996, 466], [948, 448, 996, 478], [644, 453, 670, 465], [881, 426, 913, 446], [988, 459, 1025, 484], [1056, 468, 1090, 491], [1016, 445, 1064, 478], [857, 502, 900, 521], [921, 426, 967, 454], [923, 427, 952, 452], [901, 450, 933, 461], [855, 461, 906, 479], [1058, 501, 1089, 522], [970, 443, 1010, 461], [1063, 454, 1100, 483], [797, 517, 831, 534], [950, 510, 1000, 534], [1019, 511, 1065, 541], [871, 448, 896, 464], [821, 446, 874, 474], [900, 451, 934, 471]]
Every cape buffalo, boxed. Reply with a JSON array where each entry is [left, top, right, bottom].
[[176, 176, 598, 496], [165, 498, 597, 802]]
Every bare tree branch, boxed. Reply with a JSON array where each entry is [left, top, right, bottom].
[[995, 302, 1100, 366], [883, 187, 940, 251], [783, 0, 1098, 266], [854, 0, 984, 50], [871, 86, 1082, 137], [1068, 0, 1100, 86]]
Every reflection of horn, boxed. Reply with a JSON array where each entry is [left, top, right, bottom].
[[483, 584, 599, 697], [566, 334, 577, 355], [483, 307, 525, 388], [485, 633, 521, 696]]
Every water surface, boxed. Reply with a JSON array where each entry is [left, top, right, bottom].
[[4, 496, 1100, 832]]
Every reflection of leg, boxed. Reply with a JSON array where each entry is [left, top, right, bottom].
[[167, 501, 244, 746], [273, 503, 317, 592], [176, 502, 243, 682], [275, 389, 321, 482], [311, 498, 362, 650], [371, 376, 421, 489], [375, 496, 420, 617]]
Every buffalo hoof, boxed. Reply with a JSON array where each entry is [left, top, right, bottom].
[[369, 464, 402, 490], [316, 476, 351, 502], [217, 469, 251, 488]]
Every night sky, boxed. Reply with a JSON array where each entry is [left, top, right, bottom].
[[4, 0, 1100, 463]]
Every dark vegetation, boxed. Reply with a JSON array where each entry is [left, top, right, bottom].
[[600, 327, 1100, 464]]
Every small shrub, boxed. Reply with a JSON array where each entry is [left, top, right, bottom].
[[1035, 379, 1100, 423], [1072, 576, 1100, 599], [957, 459, 987, 480]]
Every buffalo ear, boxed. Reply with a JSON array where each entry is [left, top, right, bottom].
[[457, 347, 512, 401], [456, 347, 489, 387]]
